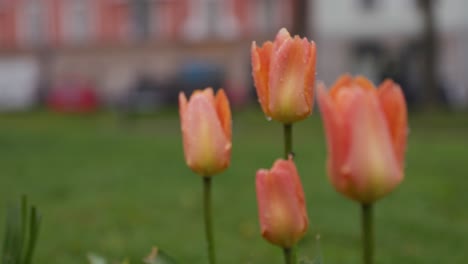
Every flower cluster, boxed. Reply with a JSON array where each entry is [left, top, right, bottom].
[[179, 28, 408, 264]]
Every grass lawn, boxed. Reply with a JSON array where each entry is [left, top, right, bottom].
[[0, 108, 467, 264]]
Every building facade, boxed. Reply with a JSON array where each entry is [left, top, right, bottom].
[[0, 0, 293, 49], [0, 0, 295, 109]]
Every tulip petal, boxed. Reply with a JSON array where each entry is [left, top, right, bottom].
[[354, 76, 376, 91], [202, 87, 215, 102], [270, 159, 308, 236], [304, 42, 317, 109], [251, 41, 273, 116], [345, 92, 402, 203], [317, 83, 351, 190], [256, 169, 272, 241], [330, 74, 353, 100], [179, 92, 188, 120], [215, 89, 232, 141], [273, 28, 292, 52], [378, 80, 408, 169], [269, 36, 310, 122]]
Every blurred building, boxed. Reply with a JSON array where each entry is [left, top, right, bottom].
[[0, 0, 293, 110], [0, 0, 467, 111], [0, 0, 293, 46]]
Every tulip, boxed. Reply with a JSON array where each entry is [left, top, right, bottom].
[[251, 28, 316, 124], [256, 157, 308, 249], [179, 87, 232, 177], [317, 75, 407, 204], [179, 87, 232, 264], [318, 75, 408, 264]]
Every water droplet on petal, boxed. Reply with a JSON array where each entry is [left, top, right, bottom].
[[265, 116, 272, 121]]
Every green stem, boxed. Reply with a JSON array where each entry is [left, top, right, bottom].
[[283, 124, 293, 159], [283, 247, 296, 264], [361, 203, 374, 264], [203, 177, 216, 264]]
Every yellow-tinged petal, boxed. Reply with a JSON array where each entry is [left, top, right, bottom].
[[269, 36, 311, 123], [344, 91, 402, 203], [354, 75, 376, 92]]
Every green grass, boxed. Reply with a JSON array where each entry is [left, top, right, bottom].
[[0, 108, 467, 263]]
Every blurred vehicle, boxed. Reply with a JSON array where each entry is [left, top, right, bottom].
[[46, 78, 99, 113], [118, 74, 166, 114], [171, 61, 225, 102]]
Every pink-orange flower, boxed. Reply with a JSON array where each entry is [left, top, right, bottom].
[[317, 75, 408, 203], [179, 88, 231, 176], [251, 28, 316, 123], [256, 157, 309, 248]]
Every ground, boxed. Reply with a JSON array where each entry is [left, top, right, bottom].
[[0, 108, 467, 263]]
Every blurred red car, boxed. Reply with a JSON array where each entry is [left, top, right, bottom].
[[46, 79, 99, 113]]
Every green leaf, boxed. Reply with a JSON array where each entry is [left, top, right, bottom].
[[20, 195, 28, 262], [1, 195, 42, 264], [143, 247, 177, 264], [23, 206, 41, 264]]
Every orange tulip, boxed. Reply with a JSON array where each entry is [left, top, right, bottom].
[[317, 75, 408, 203], [256, 157, 309, 248], [179, 88, 232, 176], [251, 28, 316, 123]]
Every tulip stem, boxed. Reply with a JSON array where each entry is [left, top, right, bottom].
[[283, 124, 293, 159], [283, 247, 296, 264], [203, 177, 216, 264], [361, 203, 374, 264]]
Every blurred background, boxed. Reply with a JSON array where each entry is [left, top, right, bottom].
[[0, 0, 467, 263], [0, 0, 466, 111]]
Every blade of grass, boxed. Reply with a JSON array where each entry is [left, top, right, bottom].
[[12, 205, 22, 264], [2, 205, 14, 264], [23, 206, 41, 264], [20, 196, 28, 264]]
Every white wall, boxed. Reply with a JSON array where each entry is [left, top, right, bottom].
[[0, 57, 39, 111], [313, 0, 468, 107], [314, 0, 468, 37]]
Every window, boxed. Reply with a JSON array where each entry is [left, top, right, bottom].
[[131, 0, 150, 40], [17, 0, 48, 47], [63, 0, 92, 44]]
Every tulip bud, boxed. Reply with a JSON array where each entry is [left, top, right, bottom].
[[256, 158, 309, 248], [251, 28, 316, 123], [179, 88, 232, 176], [317, 75, 408, 203]]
